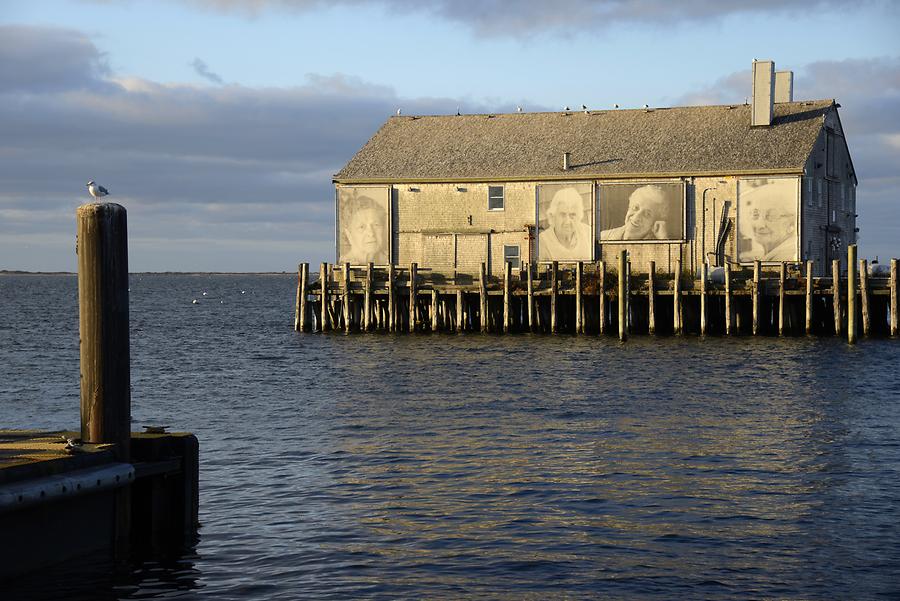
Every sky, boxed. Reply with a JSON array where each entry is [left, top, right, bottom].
[[1, 0, 898, 272]]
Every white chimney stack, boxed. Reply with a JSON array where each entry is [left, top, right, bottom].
[[775, 70, 794, 103], [751, 59, 775, 127]]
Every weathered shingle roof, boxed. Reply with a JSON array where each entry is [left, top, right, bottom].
[[334, 100, 834, 182]]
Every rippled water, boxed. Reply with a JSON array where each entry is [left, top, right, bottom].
[[2, 274, 900, 600]]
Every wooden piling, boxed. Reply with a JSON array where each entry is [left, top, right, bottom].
[[575, 261, 584, 334], [648, 260, 656, 335], [860, 258, 870, 337], [479, 262, 488, 333], [294, 264, 303, 332], [526, 262, 535, 332], [76, 202, 131, 461], [724, 262, 732, 335], [456, 289, 464, 333], [832, 259, 842, 336], [551, 261, 559, 334], [700, 262, 708, 336], [673, 260, 682, 335], [409, 262, 418, 333], [848, 245, 857, 344], [364, 262, 373, 331], [805, 260, 813, 335], [892, 258, 898, 336], [431, 288, 439, 332], [295, 263, 309, 332], [387, 263, 395, 331], [342, 262, 351, 333], [504, 261, 512, 333], [778, 262, 786, 336], [752, 260, 760, 336], [320, 262, 329, 332], [618, 251, 626, 341]]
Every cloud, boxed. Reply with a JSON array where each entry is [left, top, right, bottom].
[[190, 57, 225, 85], [150, 0, 893, 35], [0, 25, 112, 93]]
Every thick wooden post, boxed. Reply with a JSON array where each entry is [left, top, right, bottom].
[[456, 289, 464, 332], [598, 261, 606, 335], [848, 246, 857, 344], [647, 260, 656, 335], [409, 262, 418, 333], [526, 262, 535, 332], [700, 262, 708, 336], [832, 259, 842, 336], [778, 262, 786, 336], [860, 258, 870, 337], [892, 259, 898, 336], [752, 260, 760, 335], [364, 262, 373, 331], [294, 263, 303, 332], [479, 262, 488, 333], [673, 260, 682, 335], [618, 250, 627, 341], [77, 202, 131, 461], [295, 263, 309, 332], [503, 261, 512, 333], [724, 262, 732, 335], [575, 261, 584, 334], [551, 261, 559, 334], [387, 264, 395, 331], [431, 288, 439, 332], [342, 262, 351, 333], [320, 262, 329, 332], [805, 260, 813, 335]]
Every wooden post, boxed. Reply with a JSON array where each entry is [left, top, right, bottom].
[[860, 258, 870, 337], [431, 288, 439, 332], [805, 260, 813, 335], [295, 263, 309, 332], [598, 261, 606, 335], [76, 202, 131, 461], [752, 260, 760, 336], [526, 262, 534, 332], [503, 261, 512, 333], [479, 262, 488, 333], [892, 258, 898, 336], [575, 261, 584, 334], [550, 261, 559, 334], [618, 250, 626, 341], [647, 260, 656, 335], [409, 262, 418, 333], [387, 264, 395, 331], [778, 262, 786, 336], [700, 262, 708, 336], [724, 262, 732, 335], [848, 246, 857, 344], [456, 289, 464, 333], [832, 259, 841, 336], [673, 260, 682, 335], [320, 262, 329, 332], [294, 263, 303, 332], [342, 262, 351, 333], [363, 262, 373, 331]]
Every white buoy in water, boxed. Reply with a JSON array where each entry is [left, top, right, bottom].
[[192, 299, 199, 304]]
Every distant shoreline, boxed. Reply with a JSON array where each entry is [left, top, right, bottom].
[[0, 270, 292, 276]]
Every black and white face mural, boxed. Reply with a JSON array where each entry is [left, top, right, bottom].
[[737, 177, 799, 262], [336, 186, 390, 265], [598, 182, 684, 242], [536, 183, 594, 261]]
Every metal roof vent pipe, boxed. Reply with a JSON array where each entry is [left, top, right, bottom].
[[751, 59, 775, 127], [563, 152, 570, 171]]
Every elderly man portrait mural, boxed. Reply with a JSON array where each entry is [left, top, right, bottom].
[[737, 177, 799, 262], [337, 187, 390, 265], [599, 183, 684, 241], [537, 183, 594, 261]]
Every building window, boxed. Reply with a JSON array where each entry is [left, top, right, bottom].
[[503, 244, 520, 269], [488, 186, 504, 211]]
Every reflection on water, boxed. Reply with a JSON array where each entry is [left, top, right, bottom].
[[1, 275, 899, 600]]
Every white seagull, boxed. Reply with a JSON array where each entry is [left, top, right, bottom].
[[87, 180, 109, 200]]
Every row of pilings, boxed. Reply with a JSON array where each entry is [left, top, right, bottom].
[[294, 247, 898, 343]]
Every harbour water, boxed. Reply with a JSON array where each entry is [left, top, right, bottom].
[[1, 274, 899, 600]]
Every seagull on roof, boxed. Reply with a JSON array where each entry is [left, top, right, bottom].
[[563, 105, 570, 111], [86, 181, 109, 200], [396, 108, 402, 116], [516, 105, 522, 112]]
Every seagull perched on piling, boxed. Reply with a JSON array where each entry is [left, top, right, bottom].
[[87, 180, 109, 200]]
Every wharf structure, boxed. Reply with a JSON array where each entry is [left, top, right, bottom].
[[294, 60, 897, 341]]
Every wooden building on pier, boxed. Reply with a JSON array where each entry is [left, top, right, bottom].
[[332, 60, 857, 278]]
